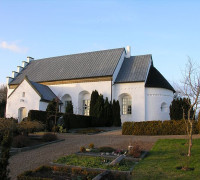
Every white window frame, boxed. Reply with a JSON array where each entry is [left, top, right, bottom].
[[83, 99, 90, 116], [122, 97, 132, 115]]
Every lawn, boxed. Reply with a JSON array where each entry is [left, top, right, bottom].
[[54, 154, 135, 171], [132, 139, 200, 180]]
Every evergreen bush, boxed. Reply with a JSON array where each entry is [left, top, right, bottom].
[[170, 98, 194, 120], [65, 102, 73, 114], [104, 98, 113, 126], [89, 90, 99, 117], [112, 100, 121, 126]]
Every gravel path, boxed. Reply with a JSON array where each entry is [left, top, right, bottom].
[[9, 130, 200, 180]]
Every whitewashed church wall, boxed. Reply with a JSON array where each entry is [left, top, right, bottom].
[[145, 88, 174, 121], [6, 80, 41, 119], [112, 82, 146, 123], [39, 101, 49, 111], [7, 88, 14, 97], [48, 81, 112, 114]]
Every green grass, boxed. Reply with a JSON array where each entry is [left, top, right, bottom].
[[132, 139, 200, 180], [54, 154, 134, 171]]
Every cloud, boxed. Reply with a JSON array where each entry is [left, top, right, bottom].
[[0, 41, 28, 53]]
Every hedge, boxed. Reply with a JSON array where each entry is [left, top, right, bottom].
[[28, 110, 63, 131], [63, 114, 99, 129], [122, 120, 199, 135]]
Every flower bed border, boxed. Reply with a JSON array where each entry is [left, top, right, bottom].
[[7, 139, 65, 156]]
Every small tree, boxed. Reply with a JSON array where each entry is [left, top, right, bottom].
[[90, 90, 99, 117], [104, 98, 113, 126], [46, 98, 60, 132], [0, 130, 12, 180], [65, 102, 73, 114], [179, 58, 200, 156], [112, 100, 121, 126], [95, 95, 105, 126], [170, 98, 194, 120]]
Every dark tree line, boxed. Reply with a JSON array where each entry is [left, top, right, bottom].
[[0, 85, 7, 118], [90, 90, 121, 127]]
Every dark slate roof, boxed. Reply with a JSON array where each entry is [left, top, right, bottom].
[[10, 48, 125, 85], [145, 66, 175, 92], [115, 55, 152, 83], [29, 80, 62, 103]]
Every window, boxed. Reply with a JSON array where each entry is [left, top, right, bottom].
[[22, 92, 25, 97], [122, 97, 132, 114], [161, 102, 167, 112], [83, 100, 90, 116]]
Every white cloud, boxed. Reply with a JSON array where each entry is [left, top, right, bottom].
[[0, 41, 28, 53]]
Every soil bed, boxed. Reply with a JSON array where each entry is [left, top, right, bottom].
[[54, 154, 135, 171]]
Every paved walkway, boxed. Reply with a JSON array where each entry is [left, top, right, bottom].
[[9, 130, 200, 180]]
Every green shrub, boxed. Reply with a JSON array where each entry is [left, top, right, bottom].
[[12, 135, 30, 148], [112, 100, 121, 127], [63, 114, 96, 129], [170, 98, 194, 120], [18, 121, 44, 135], [65, 102, 73, 114], [0, 130, 12, 180], [122, 120, 199, 135], [42, 133, 57, 142], [0, 118, 18, 141], [28, 110, 63, 132], [28, 110, 47, 124]]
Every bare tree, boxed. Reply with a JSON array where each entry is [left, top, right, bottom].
[[179, 58, 200, 156], [0, 84, 7, 101]]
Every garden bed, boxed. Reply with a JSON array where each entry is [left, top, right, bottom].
[[17, 165, 131, 180], [54, 154, 135, 171]]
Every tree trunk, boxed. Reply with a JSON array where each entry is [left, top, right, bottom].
[[188, 121, 193, 157]]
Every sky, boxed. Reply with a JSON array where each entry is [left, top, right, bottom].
[[0, 0, 200, 88]]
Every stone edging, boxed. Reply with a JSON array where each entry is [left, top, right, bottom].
[[50, 162, 132, 175], [9, 139, 65, 155]]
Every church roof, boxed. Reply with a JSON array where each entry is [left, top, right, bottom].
[[10, 48, 125, 85], [145, 66, 175, 92], [29, 80, 61, 103], [115, 55, 152, 83], [8, 77, 61, 103]]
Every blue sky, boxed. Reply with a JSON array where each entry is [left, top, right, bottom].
[[0, 0, 200, 87]]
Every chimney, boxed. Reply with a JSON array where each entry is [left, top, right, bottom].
[[22, 61, 28, 67], [12, 71, 18, 78], [6, 77, 13, 85], [125, 45, 131, 58], [27, 56, 34, 63], [17, 66, 23, 73]]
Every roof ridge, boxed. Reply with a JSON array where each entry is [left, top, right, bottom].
[[34, 47, 125, 62]]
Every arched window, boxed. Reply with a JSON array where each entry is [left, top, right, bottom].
[[119, 93, 132, 115], [161, 102, 168, 112], [122, 96, 132, 114], [61, 94, 72, 113], [78, 91, 90, 116]]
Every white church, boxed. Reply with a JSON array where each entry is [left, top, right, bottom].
[[6, 46, 175, 123]]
